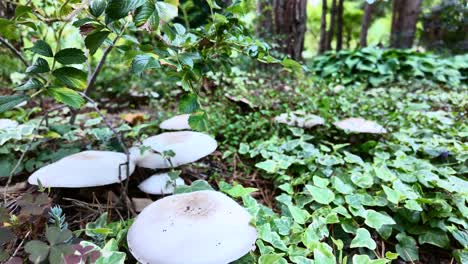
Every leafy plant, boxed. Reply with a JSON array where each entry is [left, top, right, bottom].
[[24, 226, 74, 264]]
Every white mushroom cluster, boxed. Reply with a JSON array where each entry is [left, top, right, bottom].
[[138, 173, 186, 195], [333, 117, 387, 134], [274, 111, 325, 128], [127, 190, 257, 264]]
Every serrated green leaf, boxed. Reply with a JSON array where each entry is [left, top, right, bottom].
[[0, 94, 28, 113], [90, 0, 107, 17], [55, 48, 87, 65], [179, 93, 199, 113], [131, 54, 160, 74], [29, 40, 53, 57], [52, 67, 87, 89], [85, 30, 110, 55], [350, 228, 377, 250], [16, 78, 43, 91], [134, 0, 158, 28], [106, 0, 145, 20], [188, 111, 207, 131], [26, 58, 50, 73], [47, 87, 84, 109]]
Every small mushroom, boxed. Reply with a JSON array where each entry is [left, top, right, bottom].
[[130, 131, 217, 169], [333, 117, 387, 134], [127, 190, 257, 264], [138, 173, 185, 195], [274, 111, 325, 128], [28, 151, 135, 188], [159, 114, 190, 130], [0, 119, 19, 130]]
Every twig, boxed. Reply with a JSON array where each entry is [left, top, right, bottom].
[[0, 36, 28, 67], [9, 230, 30, 259], [3, 105, 65, 205]]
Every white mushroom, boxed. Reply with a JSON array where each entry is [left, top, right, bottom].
[[333, 117, 387, 134], [127, 190, 257, 264], [274, 111, 325, 128], [130, 131, 217, 169], [28, 151, 135, 187], [159, 114, 191, 130], [0, 119, 19, 130], [138, 173, 186, 195]]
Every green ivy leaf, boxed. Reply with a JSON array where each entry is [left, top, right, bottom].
[[352, 255, 389, 264], [395, 233, 419, 262], [364, 210, 395, 229], [26, 58, 50, 73], [179, 93, 199, 113], [106, 0, 145, 20], [85, 30, 110, 55], [305, 185, 335, 205], [29, 40, 53, 57], [55, 48, 87, 65], [287, 204, 308, 225], [256, 160, 278, 173], [90, 0, 107, 17], [382, 185, 401, 204], [418, 229, 449, 248], [0, 94, 28, 113], [131, 54, 160, 75], [47, 88, 84, 109], [350, 228, 377, 250], [53, 67, 87, 89]]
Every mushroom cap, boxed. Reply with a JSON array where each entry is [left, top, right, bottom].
[[127, 190, 257, 264], [28, 151, 135, 187], [333, 117, 387, 134], [159, 114, 191, 130], [138, 173, 186, 195], [130, 131, 217, 169], [0, 119, 19, 130], [274, 112, 325, 128]]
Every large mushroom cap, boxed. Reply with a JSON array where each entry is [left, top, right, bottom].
[[28, 151, 135, 187], [159, 114, 191, 130], [0, 119, 19, 130], [130, 131, 217, 169], [274, 111, 325, 128], [138, 173, 185, 195], [333, 117, 387, 134], [127, 190, 257, 264]]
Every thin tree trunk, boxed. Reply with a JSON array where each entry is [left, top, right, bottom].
[[318, 0, 328, 53], [327, 0, 337, 50], [273, 0, 308, 60], [359, 2, 373, 47], [390, 0, 422, 48], [335, 0, 344, 51]]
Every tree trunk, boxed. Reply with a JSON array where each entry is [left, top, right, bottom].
[[359, 3, 373, 47], [326, 0, 337, 50], [335, 0, 344, 51], [256, 0, 307, 60], [318, 0, 328, 53], [390, 0, 422, 48]]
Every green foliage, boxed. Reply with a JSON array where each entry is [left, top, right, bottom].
[[310, 47, 467, 87]]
